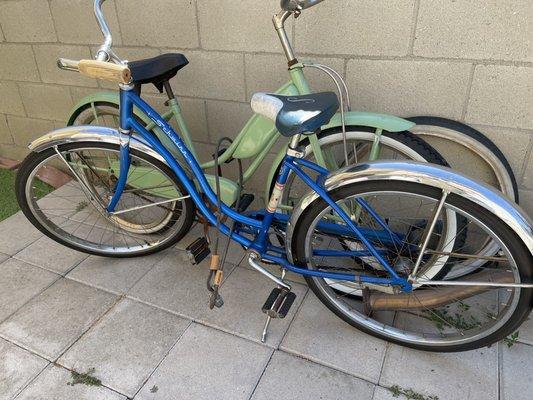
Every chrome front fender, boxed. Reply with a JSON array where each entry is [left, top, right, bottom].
[[286, 161, 533, 262], [28, 125, 166, 164]]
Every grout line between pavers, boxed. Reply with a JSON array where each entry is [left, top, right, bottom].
[[11, 360, 51, 400], [130, 319, 194, 399], [246, 347, 276, 400]]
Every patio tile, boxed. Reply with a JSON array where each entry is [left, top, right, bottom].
[[0, 337, 48, 400], [0, 279, 116, 360], [517, 315, 533, 345], [251, 351, 374, 400], [372, 386, 398, 400], [501, 342, 533, 400], [0, 212, 42, 255], [128, 248, 237, 319], [0, 258, 58, 323], [280, 294, 387, 383], [59, 299, 190, 398], [15, 235, 88, 275], [67, 251, 168, 294], [196, 267, 308, 348], [0, 252, 9, 264], [135, 323, 272, 400], [380, 344, 498, 400], [16, 364, 126, 400]]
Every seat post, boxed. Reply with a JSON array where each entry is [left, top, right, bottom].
[[163, 81, 175, 101]]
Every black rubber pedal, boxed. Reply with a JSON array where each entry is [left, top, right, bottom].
[[185, 237, 210, 265], [262, 288, 296, 319], [237, 193, 255, 212]]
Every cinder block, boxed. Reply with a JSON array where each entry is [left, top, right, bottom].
[[116, 0, 198, 48], [0, 114, 13, 145], [471, 125, 532, 185], [518, 189, 533, 215], [345, 59, 472, 118], [170, 50, 245, 101], [19, 83, 73, 121], [206, 100, 252, 143], [0, 0, 56, 42], [295, 0, 415, 56], [0, 45, 40, 82], [197, 0, 285, 52], [245, 53, 345, 101], [50, 0, 122, 45], [0, 144, 30, 161], [8, 115, 56, 147], [466, 65, 533, 130], [0, 81, 25, 116], [415, 0, 532, 62], [33, 45, 98, 88], [521, 151, 533, 190]]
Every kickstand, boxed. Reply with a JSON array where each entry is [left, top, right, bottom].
[[261, 269, 287, 343]]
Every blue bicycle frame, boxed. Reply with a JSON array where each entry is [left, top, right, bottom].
[[109, 87, 412, 292]]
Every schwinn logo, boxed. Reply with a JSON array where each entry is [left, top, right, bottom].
[[287, 97, 315, 104], [148, 111, 191, 162]]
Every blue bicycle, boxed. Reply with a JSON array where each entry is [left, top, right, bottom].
[[15, 0, 532, 352]]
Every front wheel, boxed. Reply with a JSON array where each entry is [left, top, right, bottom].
[[16, 142, 195, 257], [291, 180, 532, 352]]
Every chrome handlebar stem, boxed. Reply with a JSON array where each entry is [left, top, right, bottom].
[[94, 0, 113, 61]]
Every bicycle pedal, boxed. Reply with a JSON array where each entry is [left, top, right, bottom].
[[237, 194, 255, 212], [185, 237, 211, 265], [261, 288, 296, 319]]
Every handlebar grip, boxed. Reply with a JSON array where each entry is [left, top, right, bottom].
[[78, 60, 131, 84], [57, 58, 80, 71]]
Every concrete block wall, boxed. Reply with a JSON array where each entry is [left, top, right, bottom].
[[0, 0, 531, 209]]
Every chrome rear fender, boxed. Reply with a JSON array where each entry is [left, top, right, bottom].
[[286, 161, 533, 262]]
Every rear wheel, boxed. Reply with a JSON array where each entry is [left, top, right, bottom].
[[16, 142, 195, 257], [291, 180, 532, 352]]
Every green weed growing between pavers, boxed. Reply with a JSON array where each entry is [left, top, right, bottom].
[[67, 368, 102, 387], [388, 385, 439, 400]]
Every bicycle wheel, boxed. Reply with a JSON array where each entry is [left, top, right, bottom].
[[290, 180, 532, 352], [16, 142, 195, 257], [408, 116, 518, 202], [276, 127, 463, 290]]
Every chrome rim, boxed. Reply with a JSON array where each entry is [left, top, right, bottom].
[[303, 189, 521, 347], [25, 146, 188, 255]]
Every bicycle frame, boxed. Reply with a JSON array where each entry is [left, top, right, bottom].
[[112, 86, 411, 291]]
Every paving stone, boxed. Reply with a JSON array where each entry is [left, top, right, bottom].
[[240, 261, 307, 285], [466, 65, 533, 130], [380, 344, 498, 400], [0, 0, 56, 43], [67, 251, 167, 295], [170, 50, 245, 102], [346, 59, 472, 119], [59, 298, 190, 397], [251, 351, 374, 400], [16, 364, 126, 400], [0, 337, 48, 400], [0, 212, 42, 256], [0, 44, 40, 82], [0, 279, 116, 360], [198, 0, 284, 53], [135, 323, 272, 400], [50, 0, 122, 45], [128, 248, 236, 319], [15, 235, 88, 275], [116, 0, 198, 48], [372, 386, 400, 400], [0, 81, 25, 116], [295, 0, 415, 56], [0, 258, 58, 323], [0, 252, 9, 264], [517, 315, 533, 345], [197, 266, 307, 347], [280, 293, 387, 383], [501, 342, 533, 400], [414, 0, 532, 62]]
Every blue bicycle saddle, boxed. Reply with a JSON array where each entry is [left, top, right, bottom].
[[251, 92, 339, 137]]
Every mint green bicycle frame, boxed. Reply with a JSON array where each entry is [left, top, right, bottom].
[[68, 63, 414, 203]]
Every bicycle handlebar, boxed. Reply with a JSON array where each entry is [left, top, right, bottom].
[[94, 0, 113, 61]]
